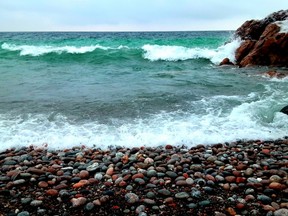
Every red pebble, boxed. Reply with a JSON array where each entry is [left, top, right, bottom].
[[165, 145, 173, 150], [236, 177, 246, 183], [38, 181, 48, 188], [46, 189, 58, 196], [79, 170, 89, 179], [183, 173, 189, 179], [132, 173, 144, 180]]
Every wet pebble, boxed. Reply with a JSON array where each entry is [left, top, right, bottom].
[[125, 192, 139, 204], [257, 194, 272, 205], [71, 197, 87, 207], [17, 211, 30, 216], [175, 192, 189, 199], [30, 200, 43, 207]]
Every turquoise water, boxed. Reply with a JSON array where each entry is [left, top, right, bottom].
[[0, 32, 287, 150]]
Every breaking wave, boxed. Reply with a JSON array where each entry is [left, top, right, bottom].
[[1, 39, 241, 65]]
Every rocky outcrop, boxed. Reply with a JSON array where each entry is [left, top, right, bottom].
[[223, 10, 288, 67], [280, 105, 288, 115]]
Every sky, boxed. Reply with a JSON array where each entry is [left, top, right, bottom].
[[0, 0, 287, 31]]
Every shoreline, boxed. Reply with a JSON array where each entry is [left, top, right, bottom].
[[0, 138, 287, 215]]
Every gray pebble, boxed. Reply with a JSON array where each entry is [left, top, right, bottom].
[[30, 200, 43, 207], [175, 192, 189, 199], [17, 211, 30, 216]]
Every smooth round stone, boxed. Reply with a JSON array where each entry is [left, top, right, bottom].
[[19, 173, 32, 178], [126, 185, 133, 191], [207, 156, 217, 162], [146, 183, 156, 188], [46, 189, 58, 196], [257, 195, 272, 205], [175, 192, 190, 199], [245, 188, 255, 195], [79, 170, 89, 179], [71, 197, 87, 207], [147, 170, 157, 177], [17, 211, 30, 216], [30, 200, 43, 207], [176, 180, 187, 186], [199, 200, 211, 207], [21, 198, 32, 204], [187, 203, 197, 209], [38, 181, 48, 188], [136, 205, 145, 214], [59, 190, 70, 198], [61, 167, 74, 171], [191, 188, 201, 198], [125, 193, 139, 204], [94, 173, 103, 181], [143, 198, 156, 205], [134, 178, 145, 185], [85, 202, 94, 211], [269, 175, 282, 183], [247, 177, 261, 183], [13, 179, 26, 185], [195, 178, 206, 186], [158, 189, 171, 196], [144, 157, 154, 164], [274, 208, 288, 216], [186, 178, 194, 185], [203, 186, 214, 194], [146, 191, 155, 198], [0, 176, 10, 181], [215, 175, 225, 182], [214, 160, 225, 166], [157, 173, 165, 178], [3, 160, 17, 165], [36, 209, 46, 215], [166, 171, 177, 178]]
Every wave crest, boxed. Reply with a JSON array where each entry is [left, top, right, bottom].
[[1, 43, 129, 56], [142, 39, 241, 64]]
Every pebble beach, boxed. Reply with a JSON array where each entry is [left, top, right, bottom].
[[0, 139, 287, 216]]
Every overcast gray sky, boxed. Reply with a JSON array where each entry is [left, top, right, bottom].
[[0, 0, 287, 31]]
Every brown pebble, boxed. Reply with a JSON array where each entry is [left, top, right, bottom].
[[93, 199, 101, 206], [175, 180, 187, 186], [269, 182, 285, 190], [38, 181, 48, 188], [79, 170, 89, 179], [225, 176, 236, 183], [46, 189, 58, 196], [226, 207, 236, 216], [164, 197, 174, 204], [206, 174, 215, 181], [106, 167, 114, 176], [71, 197, 87, 207], [165, 145, 173, 149], [132, 173, 144, 180], [263, 205, 275, 211], [54, 183, 68, 190], [223, 183, 230, 190]]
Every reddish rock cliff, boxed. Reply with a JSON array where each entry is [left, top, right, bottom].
[[224, 10, 288, 67]]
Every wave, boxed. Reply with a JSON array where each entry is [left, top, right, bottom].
[[1, 86, 287, 151], [1, 39, 241, 64], [142, 39, 241, 64], [1, 43, 130, 56]]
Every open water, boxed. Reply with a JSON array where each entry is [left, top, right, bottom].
[[0, 31, 287, 150]]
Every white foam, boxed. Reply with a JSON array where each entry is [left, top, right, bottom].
[[142, 39, 241, 64], [1, 89, 287, 151], [275, 20, 288, 33], [0, 43, 123, 56]]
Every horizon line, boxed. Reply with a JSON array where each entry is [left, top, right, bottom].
[[0, 29, 235, 33]]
